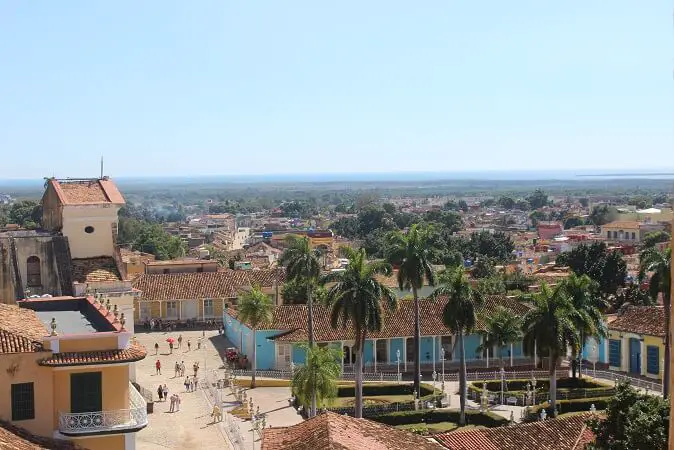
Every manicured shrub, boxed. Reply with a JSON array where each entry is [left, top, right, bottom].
[[336, 382, 435, 398], [371, 409, 508, 428], [524, 397, 610, 421]]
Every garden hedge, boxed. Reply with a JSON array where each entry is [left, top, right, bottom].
[[371, 409, 508, 428], [524, 397, 609, 421], [336, 382, 435, 398], [476, 377, 610, 392]]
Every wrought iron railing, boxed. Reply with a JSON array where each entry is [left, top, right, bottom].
[[58, 383, 148, 435]]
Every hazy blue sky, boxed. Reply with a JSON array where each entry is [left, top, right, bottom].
[[0, 1, 672, 179]]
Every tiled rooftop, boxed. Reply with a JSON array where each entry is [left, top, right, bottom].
[[609, 305, 665, 337], [71, 257, 122, 283], [0, 420, 83, 450], [132, 269, 284, 301], [39, 342, 147, 367], [261, 411, 442, 450], [231, 295, 530, 342], [0, 303, 47, 354], [48, 178, 125, 205], [435, 413, 594, 449]]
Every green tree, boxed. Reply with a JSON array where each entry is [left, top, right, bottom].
[[561, 274, 606, 378], [477, 276, 506, 295], [322, 248, 396, 418], [522, 283, 579, 417], [467, 231, 514, 263], [527, 189, 549, 209], [579, 198, 589, 208], [237, 286, 274, 389], [471, 257, 497, 279], [281, 278, 328, 305], [556, 242, 626, 297], [291, 345, 342, 411], [478, 307, 522, 367], [385, 224, 437, 395], [279, 235, 322, 416], [8, 200, 42, 229], [587, 382, 669, 450], [497, 196, 515, 210], [457, 199, 468, 212], [639, 247, 671, 397], [589, 204, 619, 227], [642, 231, 670, 249], [430, 267, 481, 425], [132, 223, 186, 260], [611, 283, 655, 311]]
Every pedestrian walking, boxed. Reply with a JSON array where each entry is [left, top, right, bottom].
[[178, 334, 183, 349], [154, 342, 159, 355], [193, 362, 199, 377], [193, 376, 198, 390], [162, 384, 168, 401], [174, 362, 180, 377], [169, 341, 174, 354], [180, 361, 186, 377], [169, 394, 175, 412], [157, 385, 164, 402], [184, 376, 190, 392], [155, 359, 161, 375], [211, 404, 222, 422], [197, 337, 202, 350], [189, 377, 195, 392], [174, 393, 181, 411], [187, 339, 191, 351]]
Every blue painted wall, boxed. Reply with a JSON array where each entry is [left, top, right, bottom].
[[582, 336, 607, 363], [364, 340, 374, 363], [464, 334, 482, 361], [420, 337, 434, 364], [389, 338, 404, 363], [292, 344, 306, 364], [255, 330, 281, 370]]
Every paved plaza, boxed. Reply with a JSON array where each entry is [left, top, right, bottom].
[[133, 328, 304, 449]]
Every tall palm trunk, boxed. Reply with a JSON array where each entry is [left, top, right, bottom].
[[307, 285, 317, 417], [354, 333, 365, 418], [251, 331, 257, 389], [458, 332, 467, 426], [412, 286, 421, 397], [664, 292, 670, 398], [550, 352, 558, 417]]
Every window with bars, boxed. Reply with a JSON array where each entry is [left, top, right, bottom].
[[11, 383, 35, 421], [204, 299, 214, 317], [166, 301, 178, 319]]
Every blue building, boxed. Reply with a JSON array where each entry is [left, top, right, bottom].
[[223, 295, 531, 371]]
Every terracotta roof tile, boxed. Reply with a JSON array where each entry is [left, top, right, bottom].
[[133, 271, 251, 301], [435, 413, 594, 450], [609, 306, 665, 337], [261, 412, 442, 450], [49, 178, 125, 205], [71, 257, 122, 283], [0, 303, 47, 354], [0, 420, 83, 449], [231, 295, 530, 342], [39, 342, 147, 367], [247, 268, 286, 286]]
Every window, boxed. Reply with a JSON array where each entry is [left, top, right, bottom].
[[440, 336, 453, 361], [70, 373, 102, 413], [405, 337, 416, 362], [376, 339, 388, 362], [607, 231, 611, 238], [84, 226, 94, 234], [11, 383, 35, 421], [26, 256, 41, 287], [631, 232, 636, 240], [166, 301, 178, 319], [647, 346, 660, 375], [609, 339, 622, 367], [204, 299, 214, 317]]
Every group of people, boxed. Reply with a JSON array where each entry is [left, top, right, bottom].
[[156, 383, 181, 413], [143, 318, 224, 332], [184, 375, 198, 392]]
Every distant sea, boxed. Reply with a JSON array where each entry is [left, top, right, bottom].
[[2, 169, 674, 188]]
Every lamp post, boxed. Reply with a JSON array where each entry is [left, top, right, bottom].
[[591, 344, 598, 378], [432, 370, 437, 393], [441, 348, 446, 384], [500, 367, 505, 405], [396, 349, 401, 383]]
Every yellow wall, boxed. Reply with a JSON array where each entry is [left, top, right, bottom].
[[76, 434, 125, 450], [0, 353, 55, 437], [53, 365, 130, 428], [61, 205, 120, 259], [59, 336, 119, 353]]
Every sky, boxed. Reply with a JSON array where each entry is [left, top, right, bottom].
[[0, 1, 672, 179]]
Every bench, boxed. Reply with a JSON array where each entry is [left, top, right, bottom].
[[506, 396, 518, 406]]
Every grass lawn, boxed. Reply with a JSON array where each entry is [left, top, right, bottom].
[[329, 394, 417, 407]]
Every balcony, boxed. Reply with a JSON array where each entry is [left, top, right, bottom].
[[58, 383, 148, 436]]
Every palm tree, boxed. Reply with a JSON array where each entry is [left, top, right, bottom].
[[639, 247, 671, 397], [291, 344, 342, 411], [478, 306, 522, 368], [279, 235, 322, 415], [322, 247, 397, 418], [385, 224, 437, 395], [522, 283, 580, 417], [561, 273, 606, 379], [237, 285, 274, 389], [430, 266, 481, 426]]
